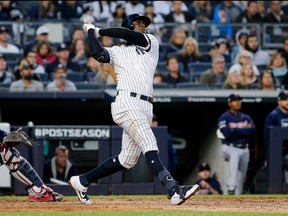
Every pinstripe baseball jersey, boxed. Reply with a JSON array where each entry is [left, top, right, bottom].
[[106, 33, 159, 97]]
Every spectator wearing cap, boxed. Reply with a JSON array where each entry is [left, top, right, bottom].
[[45, 64, 77, 92], [216, 93, 256, 194], [194, 163, 223, 195], [0, 26, 20, 54], [23, 25, 55, 57], [9, 61, 44, 92], [0, 54, 15, 84], [45, 43, 81, 76]]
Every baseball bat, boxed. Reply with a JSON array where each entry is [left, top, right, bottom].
[[83, 18, 91, 24]]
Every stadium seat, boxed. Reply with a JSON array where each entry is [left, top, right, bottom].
[[35, 73, 49, 82], [153, 83, 174, 89], [67, 71, 85, 82]]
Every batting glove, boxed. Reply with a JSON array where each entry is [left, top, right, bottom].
[[83, 24, 100, 38]]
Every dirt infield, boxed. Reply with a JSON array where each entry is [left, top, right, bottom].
[[0, 196, 288, 213]]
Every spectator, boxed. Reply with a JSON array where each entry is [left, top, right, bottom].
[[200, 54, 227, 87], [261, 91, 288, 183], [231, 30, 249, 62], [213, 1, 242, 23], [0, 53, 15, 84], [263, 1, 288, 43], [150, 114, 177, 174], [222, 70, 246, 89], [153, 1, 172, 17], [144, 3, 165, 43], [162, 56, 189, 85], [245, 34, 270, 66], [68, 38, 90, 70], [217, 93, 256, 194], [0, 26, 20, 53], [88, 61, 116, 85], [83, 57, 98, 74], [189, 0, 212, 23], [195, 163, 223, 195], [258, 69, 277, 90], [85, 1, 115, 22], [177, 37, 201, 74], [9, 63, 44, 92], [14, 57, 41, 81], [107, 3, 127, 24], [35, 41, 57, 68], [25, 50, 45, 76], [44, 146, 77, 184], [164, 1, 195, 38], [165, 31, 187, 58], [210, 7, 233, 43], [153, 72, 164, 84], [228, 49, 260, 76], [28, 0, 58, 21], [240, 62, 259, 88], [235, 1, 262, 23], [24, 25, 55, 57], [79, 5, 96, 24], [267, 51, 288, 85], [45, 64, 77, 92], [58, 0, 83, 20], [278, 37, 288, 65], [45, 43, 81, 76], [125, 1, 145, 15], [65, 27, 86, 48], [214, 38, 232, 63]]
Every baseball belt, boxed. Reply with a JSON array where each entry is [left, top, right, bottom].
[[116, 91, 153, 103]]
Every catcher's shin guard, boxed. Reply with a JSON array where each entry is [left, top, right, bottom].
[[4, 147, 43, 187]]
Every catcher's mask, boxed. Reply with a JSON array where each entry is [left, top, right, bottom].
[[121, 13, 151, 30]]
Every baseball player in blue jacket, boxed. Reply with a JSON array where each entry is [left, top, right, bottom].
[[262, 90, 288, 178], [217, 93, 256, 194], [69, 14, 199, 205]]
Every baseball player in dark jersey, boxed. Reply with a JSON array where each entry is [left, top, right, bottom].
[[69, 14, 199, 205], [217, 93, 256, 194], [0, 129, 63, 201], [262, 90, 288, 180]]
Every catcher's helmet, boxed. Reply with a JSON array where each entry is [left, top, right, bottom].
[[121, 13, 151, 30]]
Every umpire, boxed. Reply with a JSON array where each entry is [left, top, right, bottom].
[[217, 93, 256, 195]]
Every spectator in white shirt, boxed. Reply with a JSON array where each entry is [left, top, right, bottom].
[[0, 26, 20, 54]]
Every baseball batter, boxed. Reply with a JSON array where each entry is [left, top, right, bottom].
[[69, 13, 199, 205], [0, 128, 63, 201], [217, 94, 256, 195]]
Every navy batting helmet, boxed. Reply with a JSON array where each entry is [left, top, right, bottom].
[[121, 13, 151, 30]]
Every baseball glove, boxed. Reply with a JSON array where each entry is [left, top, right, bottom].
[[2, 127, 34, 148]]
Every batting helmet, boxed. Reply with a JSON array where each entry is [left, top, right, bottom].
[[121, 13, 151, 30]]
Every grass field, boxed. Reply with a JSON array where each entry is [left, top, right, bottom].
[[0, 194, 287, 215]]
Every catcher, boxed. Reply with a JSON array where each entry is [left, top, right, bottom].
[[0, 127, 63, 201]]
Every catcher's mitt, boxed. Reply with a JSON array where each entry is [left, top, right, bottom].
[[2, 127, 34, 148]]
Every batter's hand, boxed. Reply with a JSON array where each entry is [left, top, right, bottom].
[[83, 23, 100, 38]]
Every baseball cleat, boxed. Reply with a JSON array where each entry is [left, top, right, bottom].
[[169, 184, 200, 205], [27, 186, 63, 202], [69, 176, 92, 205]]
